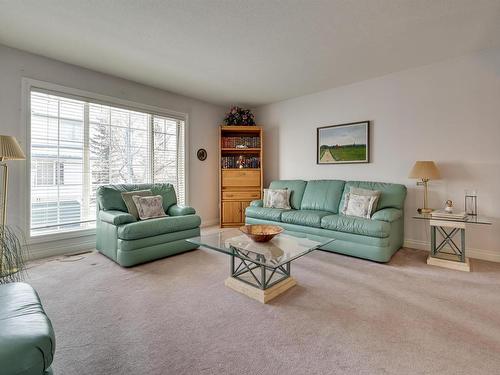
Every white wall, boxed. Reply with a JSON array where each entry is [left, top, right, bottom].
[[0, 44, 225, 257], [256, 48, 500, 261]]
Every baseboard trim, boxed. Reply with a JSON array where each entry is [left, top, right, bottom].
[[27, 235, 96, 261], [404, 238, 500, 263]]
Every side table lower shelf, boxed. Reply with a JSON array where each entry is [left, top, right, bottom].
[[427, 255, 470, 272]]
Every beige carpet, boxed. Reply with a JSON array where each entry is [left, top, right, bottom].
[[27, 242, 500, 375]]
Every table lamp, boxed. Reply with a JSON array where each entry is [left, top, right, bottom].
[[0, 135, 26, 277], [408, 161, 440, 213]]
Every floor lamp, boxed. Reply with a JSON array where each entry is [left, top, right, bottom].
[[0, 135, 26, 277]]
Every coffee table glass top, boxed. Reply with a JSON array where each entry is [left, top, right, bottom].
[[187, 229, 334, 268], [413, 213, 492, 225]]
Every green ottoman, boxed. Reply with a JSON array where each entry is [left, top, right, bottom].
[[0, 282, 55, 374]]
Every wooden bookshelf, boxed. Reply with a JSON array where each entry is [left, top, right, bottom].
[[219, 125, 263, 227]]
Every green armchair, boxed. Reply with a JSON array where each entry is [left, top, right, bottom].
[[96, 183, 200, 267]]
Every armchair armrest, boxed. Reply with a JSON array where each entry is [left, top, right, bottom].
[[250, 200, 263, 208], [371, 208, 402, 222], [167, 204, 196, 216], [99, 210, 136, 225]]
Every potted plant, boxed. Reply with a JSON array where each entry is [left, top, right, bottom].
[[0, 225, 26, 284], [223, 106, 255, 126]]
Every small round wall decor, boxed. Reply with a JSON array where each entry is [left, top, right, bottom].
[[197, 148, 207, 161]]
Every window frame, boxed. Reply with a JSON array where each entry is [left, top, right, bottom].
[[22, 78, 190, 242]]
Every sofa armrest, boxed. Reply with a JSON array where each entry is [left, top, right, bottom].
[[167, 204, 196, 216], [371, 208, 402, 222], [99, 210, 136, 225], [250, 200, 263, 208]]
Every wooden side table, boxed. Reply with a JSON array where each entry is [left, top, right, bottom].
[[413, 214, 492, 272]]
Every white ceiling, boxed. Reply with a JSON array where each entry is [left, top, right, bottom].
[[1, 0, 499, 106]]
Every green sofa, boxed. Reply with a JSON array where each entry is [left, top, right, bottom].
[[245, 180, 407, 262], [0, 282, 55, 375], [96, 183, 200, 267]]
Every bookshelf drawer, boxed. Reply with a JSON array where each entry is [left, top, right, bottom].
[[222, 191, 261, 200], [222, 170, 260, 187]]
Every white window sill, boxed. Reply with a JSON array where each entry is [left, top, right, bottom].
[[29, 227, 96, 245]]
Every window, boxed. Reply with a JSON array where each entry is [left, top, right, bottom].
[[30, 90, 186, 236]]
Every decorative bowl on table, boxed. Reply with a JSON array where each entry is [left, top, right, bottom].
[[239, 224, 284, 242]]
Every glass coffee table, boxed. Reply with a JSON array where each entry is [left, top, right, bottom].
[[187, 229, 334, 303]]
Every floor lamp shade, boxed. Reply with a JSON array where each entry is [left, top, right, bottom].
[[0, 135, 26, 227], [0, 135, 26, 160]]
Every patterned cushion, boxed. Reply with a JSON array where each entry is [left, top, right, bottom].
[[132, 195, 167, 220], [349, 187, 381, 215], [340, 193, 377, 219], [121, 190, 153, 219], [263, 188, 291, 209]]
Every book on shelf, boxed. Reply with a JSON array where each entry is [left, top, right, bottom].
[[221, 136, 260, 149], [221, 155, 260, 169], [430, 210, 468, 219]]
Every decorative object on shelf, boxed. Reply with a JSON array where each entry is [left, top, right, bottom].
[[0, 135, 27, 282], [408, 160, 441, 214], [444, 200, 453, 213], [317, 121, 369, 164], [236, 155, 245, 169], [197, 148, 207, 161], [239, 224, 284, 242], [223, 106, 256, 126], [465, 190, 477, 216]]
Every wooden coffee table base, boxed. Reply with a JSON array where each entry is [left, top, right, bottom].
[[225, 276, 297, 303]]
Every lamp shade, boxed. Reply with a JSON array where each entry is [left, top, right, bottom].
[[408, 161, 440, 180], [0, 135, 26, 160]]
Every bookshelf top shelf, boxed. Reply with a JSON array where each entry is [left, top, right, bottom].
[[221, 148, 261, 152], [221, 168, 261, 170], [220, 125, 262, 132]]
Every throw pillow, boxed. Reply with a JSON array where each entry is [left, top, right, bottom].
[[341, 193, 378, 219], [132, 195, 167, 220], [121, 190, 153, 219], [349, 187, 381, 215], [263, 188, 291, 209]]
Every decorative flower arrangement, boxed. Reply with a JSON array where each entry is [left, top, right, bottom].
[[223, 106, 255, 126]]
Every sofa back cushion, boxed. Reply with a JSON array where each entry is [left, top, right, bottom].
[[268, 180, 307, 210], [300, 180, 346, 213], [97, 183, 177, 212], [340, 181, 407, 211]]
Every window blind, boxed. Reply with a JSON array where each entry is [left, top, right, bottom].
[[30, 90, 186, 236]]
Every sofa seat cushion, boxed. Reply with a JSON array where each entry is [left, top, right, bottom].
[[0, 282, 55, 375], [321, 214, 391, 238], [118, 214, 201, 240], [245, 206, 288, 222], [281, 210, 332, 228]]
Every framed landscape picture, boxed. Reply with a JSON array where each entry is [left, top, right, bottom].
[[317, 121, 370, 164]]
